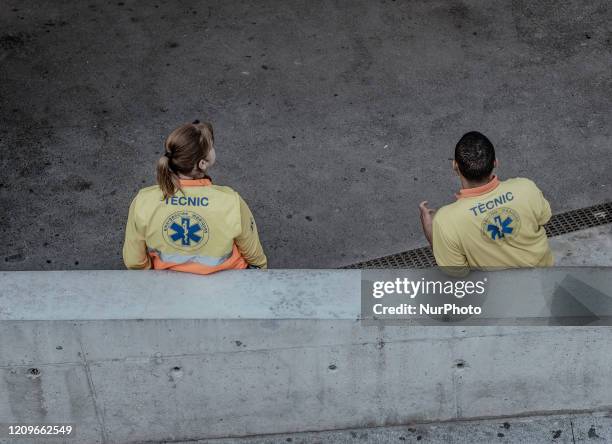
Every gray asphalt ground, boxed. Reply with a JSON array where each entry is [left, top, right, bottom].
[[1, 0, 610, 270], [177, 412, 612, 443]]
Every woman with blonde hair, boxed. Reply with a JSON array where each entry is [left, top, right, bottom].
[[123, 120, 267, 274]]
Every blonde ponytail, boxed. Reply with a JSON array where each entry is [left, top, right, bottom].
[[156, 154, 179, 200]]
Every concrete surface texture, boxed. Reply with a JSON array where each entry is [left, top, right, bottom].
[[1, 0, 611, 270], [0, 269, 361, 320], [550, 224, 612, 266], [1, 268, 611, 321], [3, 320, 612, 443], [179, 412, 612, 443], [2, 271, 612, 443]]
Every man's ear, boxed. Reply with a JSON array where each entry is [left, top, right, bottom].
[[452, 160, 460, 174], [494, 159, 499, 169], [198, 158, 208, 171]]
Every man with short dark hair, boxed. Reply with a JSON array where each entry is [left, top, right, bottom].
[[419, 131, 553, 270]]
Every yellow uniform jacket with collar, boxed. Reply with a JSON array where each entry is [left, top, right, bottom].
[[432, 176, 553, 271], [123, 178, 267, 274]]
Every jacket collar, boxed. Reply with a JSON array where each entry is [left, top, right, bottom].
[[179, 178, 212, 187], [456, 175, 500, 199]]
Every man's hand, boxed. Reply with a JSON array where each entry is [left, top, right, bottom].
[[419, 201, 437, 247]]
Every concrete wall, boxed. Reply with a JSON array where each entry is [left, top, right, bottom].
[[1, 270, 612, 443]]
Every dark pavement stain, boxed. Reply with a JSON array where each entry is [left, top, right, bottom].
[[76, 181, 93, 191], [4, 253, 25, 263], [0, 33, 29, 50]]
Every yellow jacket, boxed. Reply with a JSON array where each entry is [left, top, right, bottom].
[[432, 176, 553, 270], [123, 178, 267, 274]]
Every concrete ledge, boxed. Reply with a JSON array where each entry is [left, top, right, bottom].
[[0, 270, 360, 320], [1, 271, 612, 443]]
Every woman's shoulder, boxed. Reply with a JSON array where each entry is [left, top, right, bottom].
[[209, 183, 240, 196], [134, 184, 163, 198], [129, 185, 164, 207]]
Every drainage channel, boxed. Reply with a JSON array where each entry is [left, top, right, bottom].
[[343, 201, 612, 269]]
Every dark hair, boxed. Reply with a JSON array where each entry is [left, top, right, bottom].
[[454, 131, 495, 181], [157, 121, 214, 199]]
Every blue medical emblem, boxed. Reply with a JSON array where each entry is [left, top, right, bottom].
[[162, 211, 209, 250], [487, 215, 514, 240], [170, 217, 202, 246], [481, 207, 521, 242]]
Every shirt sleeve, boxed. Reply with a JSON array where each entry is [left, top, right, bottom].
[[122, 195, 151, 270], [432, 214, 469, 276], [235, 195, 268, 269], [533, 183, 552, 226]]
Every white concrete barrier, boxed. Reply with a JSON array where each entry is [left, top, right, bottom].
[[1, 270, 611, 443]]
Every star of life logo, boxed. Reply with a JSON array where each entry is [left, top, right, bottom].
[[162, 211, 209, 251], [481, 207, 521, 242]]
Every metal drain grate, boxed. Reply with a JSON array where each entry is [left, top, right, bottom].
[[344, 201, 612, 269], [544, 201, 612, 237], [343, 246, 437, 270], [343, 246, 437, 269]]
